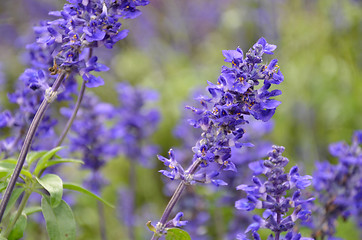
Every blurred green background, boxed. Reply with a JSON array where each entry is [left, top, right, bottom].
[[0, 0, 361, 239]]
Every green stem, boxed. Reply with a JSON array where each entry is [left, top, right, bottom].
[[2, 190, 31, 238], [97, 201, 107, 240]]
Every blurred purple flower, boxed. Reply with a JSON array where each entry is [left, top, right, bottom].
[[311, 130, 362, 239]]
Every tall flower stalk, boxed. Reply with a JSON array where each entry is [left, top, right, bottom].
[[150, 37, 284, 239]]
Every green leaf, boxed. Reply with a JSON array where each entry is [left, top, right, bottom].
[[0, 162, 32, 179], [63, 183, 113, 208], [23, 206, 42, 215], [45, 159, 84, 168], [8, 213, 27, 240], [0, 159, 17, 164], [41, 197, 76, 240], [4, 188, 24, 219], [26, 150, 47, 166], [36, 174, 63, 207], [165, 228, 191, 240], [34, 147, 64, 176], [0, 182, 7, 192]]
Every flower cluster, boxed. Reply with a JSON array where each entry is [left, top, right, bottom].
[[28, 0, 149, 89], [0, 84, 58, 155], [170, 113, 274, 239], [112, 82, 160, 167], [158, 37, 284, 185], [235, 146, 314, 240], [0, 0, 150, 156], [311, 131, 362, 239], [62, 93, 117, 194]]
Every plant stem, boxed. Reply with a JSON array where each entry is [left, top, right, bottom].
[[55, 79, 86, 147], [0, 71, 66, 223], [150, 158, 201, 240], [55, 48, 92, 147], [2, 190, 31, 238], [97, 201, 107, 240], [128, 162, 136, 240]]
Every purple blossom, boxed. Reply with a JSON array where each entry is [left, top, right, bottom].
[[311, 130, 362, 239], [22, 0, 149, 95], [161, 88, 275, 239], [235, 146, 314, 239], [159, 37, 283, 184], [62, 93, 117, 194], [0, 84, 58, 155], [112, 82, 160, 167], [158, 149, 185, 181]]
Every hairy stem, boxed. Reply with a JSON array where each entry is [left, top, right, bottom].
[[0, 71, 66, 223], [150, 158, 201, 240]]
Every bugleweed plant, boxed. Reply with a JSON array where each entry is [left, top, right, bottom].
[[0, 1, 361, 240]]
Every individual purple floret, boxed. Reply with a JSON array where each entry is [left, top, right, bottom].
[[235, 146, 314, 240], [311, 130, 362, 239], [159, 37, 283, 184]]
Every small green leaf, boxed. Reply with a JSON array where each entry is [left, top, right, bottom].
[[165, 228, 191, 240], [41, 197, 76, 240], [45, 159, 84, 168], [0, 182, 7, 192], [0, 159, 17, 164], [63, 183, 113, 208], [23, 206, 42, 215], [34, 147, 64, 176], [8, 213, 27, 240], [0, 169, 11, 179], [4, 188, 24, 219], [36, 174, 63, 207], [0, 162, 32, 179], [26, 150, 47, 166]]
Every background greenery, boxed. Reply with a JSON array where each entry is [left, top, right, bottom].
[[0, 0, 361, 239]]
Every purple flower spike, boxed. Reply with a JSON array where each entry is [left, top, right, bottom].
[[311, 130, 362, 239], [236, 146, 313, 239]]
